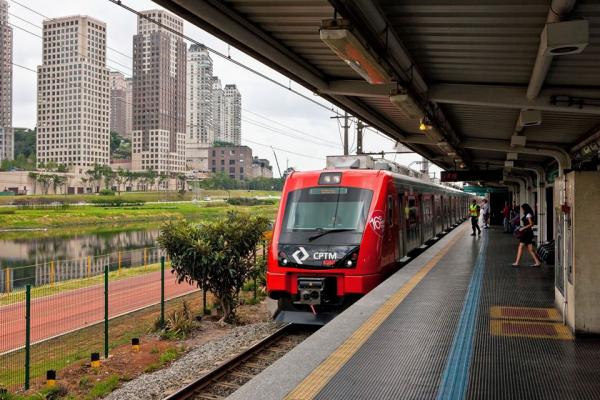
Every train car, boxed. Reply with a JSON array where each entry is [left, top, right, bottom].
[[267, 163, 470, 325]]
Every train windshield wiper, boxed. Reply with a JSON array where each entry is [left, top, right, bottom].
[[308, 228, 354, 241]]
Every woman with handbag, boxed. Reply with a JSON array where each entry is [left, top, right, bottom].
[[511, 203, 542, 267]]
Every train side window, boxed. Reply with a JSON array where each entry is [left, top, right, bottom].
[[387, 195, 393, 225]]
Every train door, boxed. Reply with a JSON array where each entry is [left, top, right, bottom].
[[434, 195, 442, 234], [406, 194, 421, 252], [422, 194, 434, 241], [385, 193, 395, 267], [397, 193, 405, 260]]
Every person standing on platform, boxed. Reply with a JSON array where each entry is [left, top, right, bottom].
[[481, 198, 490, 229], [502, 202, 511, 233], [469, 199, 481, 236], [512, 203, 542, 267]]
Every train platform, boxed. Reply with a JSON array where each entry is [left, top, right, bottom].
[[230, 222, 600, 400]]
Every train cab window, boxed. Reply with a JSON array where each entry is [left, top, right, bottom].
[[282, 187, 374, 233], [387, 195, 393, 226]]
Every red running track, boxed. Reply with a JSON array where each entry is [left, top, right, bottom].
[[0, 271, 199, 354]]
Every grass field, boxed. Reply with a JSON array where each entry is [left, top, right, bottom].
[[0, 190, 279, 206], [0, 201, 279, 238]]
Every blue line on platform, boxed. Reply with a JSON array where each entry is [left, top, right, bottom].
[[436, 232, 489, 400]]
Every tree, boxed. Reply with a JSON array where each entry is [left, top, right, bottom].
[[102, 166, 115, 189], [86, 164, 104, 192], [158, 212, 269, 323], [158, 172, 169, 191], [51, 175, 67, 194], [37, 174, 51, 194], [114, 168, 128, 194], [28, 172, 39, 194]]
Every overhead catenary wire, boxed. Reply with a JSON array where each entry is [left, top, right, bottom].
[[8, 0, 134, 62], [7, 17, 133, 76], [242, 138, 324, 161], [8, 2, 345, 152], [242, 108, 340, 147], [106, 0, 337, 114], [10, 0, 403, 163], [7, 0, 381, 165], [242, 116, 340, 148]]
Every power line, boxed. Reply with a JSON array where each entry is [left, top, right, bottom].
[[243, 116, 340, 148], [242, 138, 324, 161], [242, 108, 340, 147], [106, 0, 337, 114], [11, 61, 37, 73], [7, 16, 132, 75], [8, 0, 134, 61]]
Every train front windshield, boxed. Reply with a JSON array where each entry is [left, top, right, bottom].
[[280, 187, 373, 244]]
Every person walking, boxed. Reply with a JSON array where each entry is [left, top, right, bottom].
[[512, 203, 542, 267], [469, 199, 481, 236], [481, 199, 490, 228], [502, 202, 511, 233]]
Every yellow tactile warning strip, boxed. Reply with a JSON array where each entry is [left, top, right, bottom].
[[490, 306, 562, 322], [490, 320, 573, 340], [284, 225, 468, 400]]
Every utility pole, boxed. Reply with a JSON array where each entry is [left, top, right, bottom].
[[356, 120, 364, 155], [271, 146, 282, 178], [330, 112, 350, 155], [343, 112, 349, 155]]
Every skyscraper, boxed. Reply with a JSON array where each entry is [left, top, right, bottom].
[[131, 10, 186, 173], [186, 44, 213, 171], [36, 16, 110, 169], [211, 76, 225, 143], [0, 0, 13, 162], [223, 84, 241, 145], [109, 71, 131, 139]]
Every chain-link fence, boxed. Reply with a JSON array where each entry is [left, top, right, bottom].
[[0, 249, 200, 390]]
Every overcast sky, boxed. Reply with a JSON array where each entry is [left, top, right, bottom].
[[8, 0, 441, 176]]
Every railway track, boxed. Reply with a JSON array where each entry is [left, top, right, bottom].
[[163, 324, 315, 400]]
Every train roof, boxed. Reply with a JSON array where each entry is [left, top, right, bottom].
[[287, 169, 469, 196]]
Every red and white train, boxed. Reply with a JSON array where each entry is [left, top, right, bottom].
[[267, 161, 470, 324]]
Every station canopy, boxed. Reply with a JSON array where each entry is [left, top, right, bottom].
[[156, 0, 600, 183]]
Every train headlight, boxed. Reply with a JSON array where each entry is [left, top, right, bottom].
[[281, 258, 289, 265], [319, 172, 342, 185], [346, 259, 354, 267]]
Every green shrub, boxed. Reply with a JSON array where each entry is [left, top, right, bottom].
[[89, 198, 144, 207], [99, 189, 115, 196], [226, 197, 275, 206], [160, 300, 196, 340], [86, 375, 120, 399], [159, 347, 180, 365]]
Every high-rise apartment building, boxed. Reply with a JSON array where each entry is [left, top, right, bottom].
[[131, 10, 186, 173], [211, 76, 225, 143], [223, 84, 241, 145], [186, 44, 213, 171], [109, 71, 132, 139], [0, 0, 13, 162], [37, 16, 110, 168]]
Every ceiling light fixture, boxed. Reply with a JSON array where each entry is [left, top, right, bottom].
[[389, 89, 423, 119], [320, 19, 391, 84], [419, 117, 433, 131]]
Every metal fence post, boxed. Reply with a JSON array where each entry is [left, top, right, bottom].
[[160, 256, 165, 328], [25, 284, 31, 390], [253, 247, 258, 300], [104, 264, 109, 359]]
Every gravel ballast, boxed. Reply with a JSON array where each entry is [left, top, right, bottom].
[[106, 322, 280, 400]]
